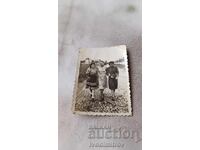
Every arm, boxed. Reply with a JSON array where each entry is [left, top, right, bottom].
[[105, 67, 109, 76], [115, 67, 119, 79], [96, 67, 99, 78], [86, 67, 90, 75]]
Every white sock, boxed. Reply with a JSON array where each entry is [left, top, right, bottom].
[[92, 90, 95, 98]]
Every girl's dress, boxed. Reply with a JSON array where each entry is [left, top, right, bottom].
[[98, 66, 107, 89], [86, 67, 98, 89], [106, 66, 119, 90]]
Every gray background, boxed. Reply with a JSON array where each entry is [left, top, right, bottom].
[[58, 0, 142, 149]]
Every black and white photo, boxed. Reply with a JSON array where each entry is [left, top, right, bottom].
[[72, 45, 132, 116]]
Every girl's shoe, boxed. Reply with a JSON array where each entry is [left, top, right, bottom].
[[112, 96, 115, 101]]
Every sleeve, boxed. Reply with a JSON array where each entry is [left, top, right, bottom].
[[86, 68, 90, 75], [96, 67, 99, 73], [96, 67, 99, 77], [105, 67, 109, 75], [116, 67, 119, 75]]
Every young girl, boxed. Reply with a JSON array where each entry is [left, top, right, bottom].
[[98, 61, 107, 100], [106, 61, 119, 100], [86, 62, 98, 100]]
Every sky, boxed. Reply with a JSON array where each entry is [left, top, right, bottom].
[[79, 45, 127, 62]]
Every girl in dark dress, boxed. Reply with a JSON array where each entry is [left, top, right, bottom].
[[106, 61, 119, 99], [86, 62, 98, 100]]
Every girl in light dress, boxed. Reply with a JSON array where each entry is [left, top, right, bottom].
[[98, 61, 107, 100]]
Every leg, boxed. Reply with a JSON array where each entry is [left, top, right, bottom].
[[100, 89, 104, 100], [91, 89, 95, 100], [113, 89, 115, 97], [111, 90, 114, 98], [89, 87, 92, 97], [111, 89, 116, 100]]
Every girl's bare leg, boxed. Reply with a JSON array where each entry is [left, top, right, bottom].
[[111, 90, 114, 97], [100, 89, 104, 100], [89, 88, 92, 97], [91, 89, 95, 100], [111, 90, 115, 100]]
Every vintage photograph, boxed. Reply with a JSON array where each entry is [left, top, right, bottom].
[[72, 45, 132, 116], [59, 0, 141, 149]]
